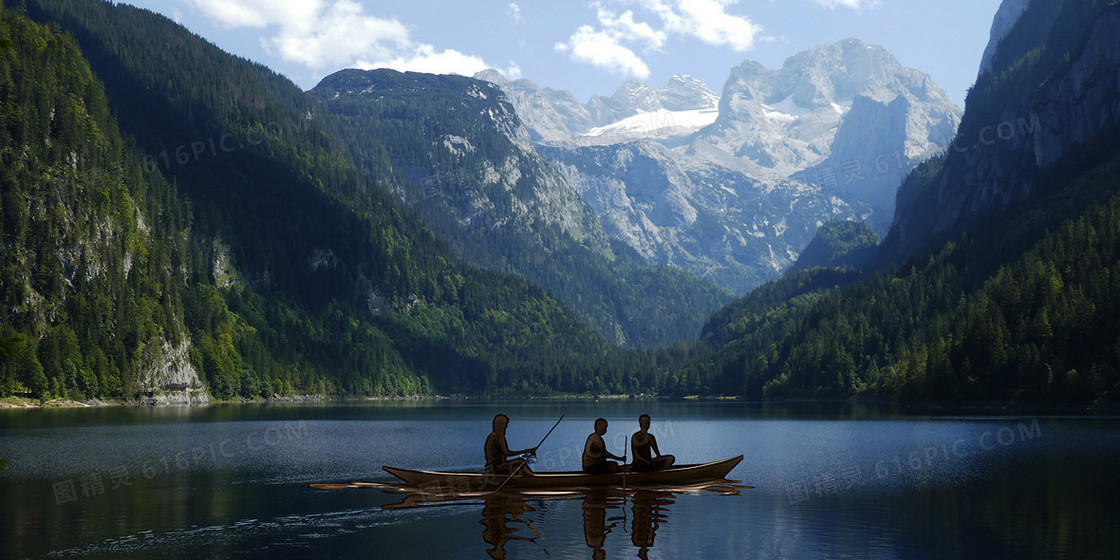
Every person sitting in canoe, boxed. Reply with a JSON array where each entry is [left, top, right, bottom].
[[582, 418, 626, 474], [631, 414, 675, 472], [485, 414, 537, 475]]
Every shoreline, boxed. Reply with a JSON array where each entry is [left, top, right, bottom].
[[0, 393, 442, 409], [2, 393, 1117, 415]]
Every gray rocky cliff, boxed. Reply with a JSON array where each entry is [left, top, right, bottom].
[[890, 0, 1120, 252], [696, 39, 960, 186], [978, 0, 1031, 78], [542, 141, 868, 292]]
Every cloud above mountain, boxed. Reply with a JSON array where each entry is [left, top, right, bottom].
[[554, 0, 765, 78], [812, 0, 882, 9], [184, 0, 509, 76]]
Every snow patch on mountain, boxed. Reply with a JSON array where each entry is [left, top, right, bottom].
[[582, 108, 720, 141]]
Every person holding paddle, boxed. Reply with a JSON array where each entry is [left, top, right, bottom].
[[582, 418, 626, 474], [485, 414, 537, 475]]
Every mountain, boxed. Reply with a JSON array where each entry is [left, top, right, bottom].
[[686, 0, 1120, 404], [474, 71, 720, 143], [6, 0, 693, 402], [540, 141, 865, 292], [479, 40, 961, 294], [656, 75, 722, 111], [978, 0, 1031, 77], [887, 0, 1120, 257], [695, 39, 961, 227], [309, 69, 732, 347]]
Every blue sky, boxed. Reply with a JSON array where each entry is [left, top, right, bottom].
[[130, 0, 1004, 107]]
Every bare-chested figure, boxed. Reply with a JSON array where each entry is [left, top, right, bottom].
[[631, 414, 675, 472], [484, 414, 536, 475], [582, 418, 625, 474]]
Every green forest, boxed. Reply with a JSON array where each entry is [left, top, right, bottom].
[[789, 220, 880, 272], [688, 154, 1120, 403], [1, 0, 1118, 406]]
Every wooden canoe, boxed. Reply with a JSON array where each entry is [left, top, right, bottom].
[[380, 455, 743, 493]]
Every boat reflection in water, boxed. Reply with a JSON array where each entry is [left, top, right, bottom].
[[372, 481, 746, 558]]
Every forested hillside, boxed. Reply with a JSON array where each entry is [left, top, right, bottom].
[[691, 155, 1120, 403], [0, 8, 199, 400], [0, 0, 685, 401], [789, 220, 880, 272]]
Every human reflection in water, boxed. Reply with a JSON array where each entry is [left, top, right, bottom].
[[581, 489, 673, 559], [630, 490, 674, 559], [581, 492, 622, 560], [479, 492, 537, 560], [631, 414, 675, 472]]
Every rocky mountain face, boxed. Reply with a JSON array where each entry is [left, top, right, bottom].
[[479, 39, 960, 293], [541, 141, 866, 292], [978, 0, 1031, 77], [887, 0, 1120, 255], [312, 69, 733, 346], [685, 39, 960, 232], [313, 70, 610, 254], [698, 40, 958, 176]]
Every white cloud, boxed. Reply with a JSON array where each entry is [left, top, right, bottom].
[[555, 25, 651, 79], [811, 0, 882, 10], [265, 1, 410, 70], [185, 0, 503, 77], [640, 0, 761, 51], [508, 3, 524, 25], [597, 8, 667, 50], [557, 0, 762, 77], [358, 45, 489, 76], [185, 0, 318, 29]]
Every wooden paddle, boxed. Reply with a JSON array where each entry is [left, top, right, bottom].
[[622, 434, 628, 533], [493, 414, 564, 493], [308, 483, 355, 490]]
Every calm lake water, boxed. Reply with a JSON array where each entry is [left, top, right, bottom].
[[1, 401, 1118, 559]]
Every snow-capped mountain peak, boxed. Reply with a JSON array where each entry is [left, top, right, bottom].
[[475, 40, 961, 292]]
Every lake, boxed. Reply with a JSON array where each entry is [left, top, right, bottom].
[[1, 401, 1117, 559]]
